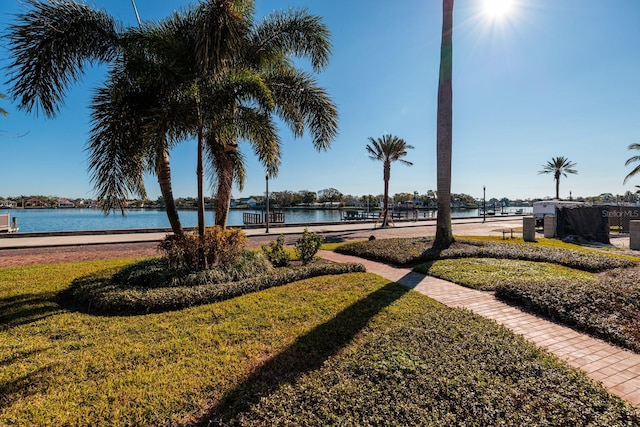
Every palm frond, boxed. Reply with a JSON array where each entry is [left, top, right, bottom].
[[623, 144, 640, 184], [538, 156, 577, 175], [249, 7, 331, 72], [87, 75, 152, 213], [195, 0, 248, 74], [0, 93, 9, 117], [265, 66, 338, 150], [6, 0, 120, 116], [233, 106, 281, 174], [366, 134, 414, 165]]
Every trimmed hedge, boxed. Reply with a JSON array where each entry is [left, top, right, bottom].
[[336, 237, 635, 272], [496, 266, 640, 353], [110, 251, 274, 289], [59, 261, 365, 316], [335, 237, 431, 265]]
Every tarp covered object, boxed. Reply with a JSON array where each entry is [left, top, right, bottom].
[[603, 206, 640, 232], [555, 206, 609, 244]]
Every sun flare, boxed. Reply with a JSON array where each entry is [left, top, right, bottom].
[[483, 0, 513, 19]]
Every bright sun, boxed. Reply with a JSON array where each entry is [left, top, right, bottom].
[[483, 0, 513, 18]]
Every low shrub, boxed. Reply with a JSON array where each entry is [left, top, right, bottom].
[[158, 226, 248, 271], [337, 237, 634, 272], [262, 234, 291, 267], [335, 237, 431, 265], [496, 265, 640, 353], [295, 228, 325, 265], [111, 251, 274, 289], [59, 260, 365, 315]]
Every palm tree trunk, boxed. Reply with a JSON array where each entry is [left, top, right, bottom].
[[196, 111, 207, 270], [433, 0, 455, 249], [197, 130, 206, 234], [156, 148, 184, 237], [381, 161, 390, 227], [555, 177, 560, 199], [214, 147, 235, 228]]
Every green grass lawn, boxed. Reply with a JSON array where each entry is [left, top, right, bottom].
[[1, 258, 638, 425], [415, 257, 596, 291]]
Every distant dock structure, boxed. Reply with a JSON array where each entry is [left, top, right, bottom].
[[0, 213, 18, 233]]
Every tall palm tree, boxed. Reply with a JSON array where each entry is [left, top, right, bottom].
[[6, 0, 186, 236], [623, 143, 640, 185], [433, 0, 455, 249], [538, 156, 578, 199], [366, 134, 414, 228]]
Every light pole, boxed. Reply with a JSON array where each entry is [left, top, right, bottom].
[[265, 172, 270, 233], [130, 0, 141, 25], [483, 185, 486, 223]]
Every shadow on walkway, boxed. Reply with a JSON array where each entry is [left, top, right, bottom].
[[193, 281, 409, 426]]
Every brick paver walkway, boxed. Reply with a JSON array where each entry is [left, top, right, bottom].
[[319, 250, 640, 407]]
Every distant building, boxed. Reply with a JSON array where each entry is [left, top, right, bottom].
[[57, 198, 75, 208], [76, 199, 97, 208], [24, 198, 48, 208], [0, 199, 17, 208], [322, 201, 341, 208], [238, 197, 258, 208]]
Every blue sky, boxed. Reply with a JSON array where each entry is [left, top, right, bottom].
[[1, 0, 639, 202]]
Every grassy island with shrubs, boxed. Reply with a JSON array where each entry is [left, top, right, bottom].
[[1, 230, 639, 425]]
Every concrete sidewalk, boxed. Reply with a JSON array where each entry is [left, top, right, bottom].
[[318, 250, 640, 407], [0, 216, 526, 249]]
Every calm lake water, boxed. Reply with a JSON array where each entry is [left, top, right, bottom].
[[0, 207, 531, 233]]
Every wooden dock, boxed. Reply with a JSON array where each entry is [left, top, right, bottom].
[[242, 212, 285, 225], [0, 213, 18, 233]]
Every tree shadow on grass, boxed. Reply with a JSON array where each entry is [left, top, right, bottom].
[[0, 363, 60, 411], [193, 281, 409, 426], [0, 292, 63, 331]]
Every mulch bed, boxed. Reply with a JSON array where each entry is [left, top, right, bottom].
[[0, 237, 278, 268], [0, 242, 161, 268]]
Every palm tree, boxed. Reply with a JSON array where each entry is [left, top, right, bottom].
[[366, 134, 414, 228], [7, 0, 337, 263], [6, 0, 185, 236], [210, 8, 338, 227], [623, 143, 640, 185], [87, 61, 187, 235], [432, 0, 455, 249], [538, 156, 578, 199]]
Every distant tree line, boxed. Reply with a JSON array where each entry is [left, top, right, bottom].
[[5, 190, 640, 210]]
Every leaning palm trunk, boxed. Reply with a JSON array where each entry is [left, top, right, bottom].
[[213, 147, 235, 228], [156, 149, 184, 236], [433, 0, 455, 249]]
